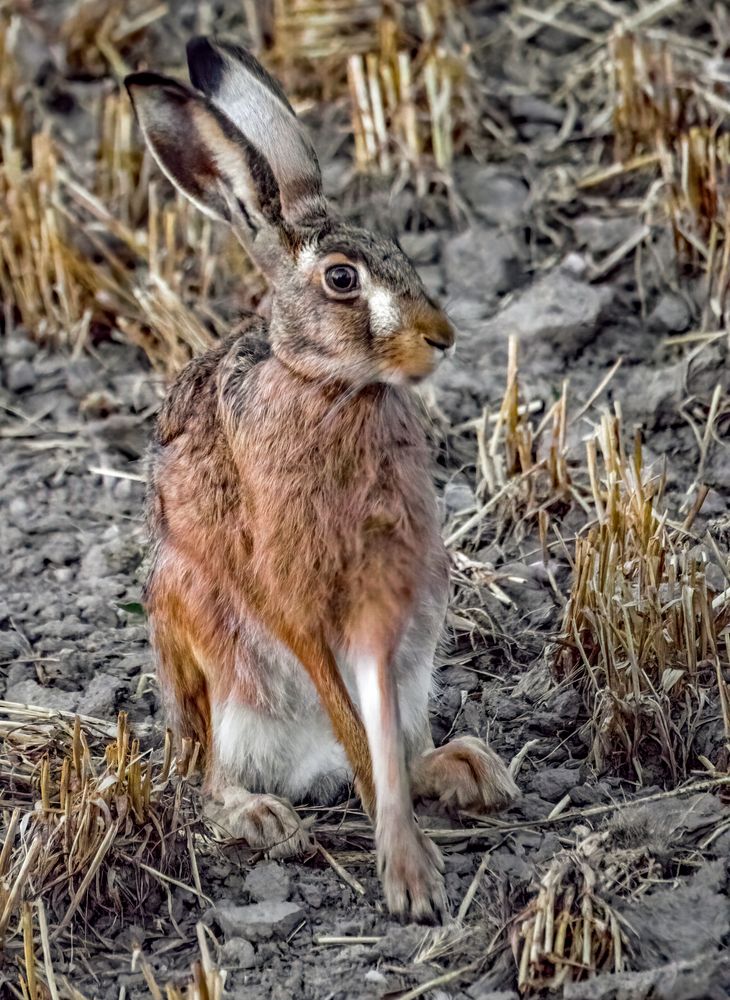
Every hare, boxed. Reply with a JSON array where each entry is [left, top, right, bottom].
[[126, 37, 518, 921]]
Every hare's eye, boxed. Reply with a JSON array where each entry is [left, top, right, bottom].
[[325, 264, 359, 294]]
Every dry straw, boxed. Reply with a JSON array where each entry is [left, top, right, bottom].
[[605, 29, 730, 324], [271, 0, 482, 180], [18, 902, 225, 1000], [514, 822, 662, 992], [60, 0, 168, 79], [0, 9, 262, 371], [347, 0, 482, 181], [273, 0, 380, 71], [445, 337, 573, 553], [0, 704, 206, 994], [552, 408, 730, 781]]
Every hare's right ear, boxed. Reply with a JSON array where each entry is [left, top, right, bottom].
[[186, 38, 328, 228], [125, 72, 283, 246]]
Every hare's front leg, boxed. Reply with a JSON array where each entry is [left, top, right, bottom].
[[350, 628, 448, 922]]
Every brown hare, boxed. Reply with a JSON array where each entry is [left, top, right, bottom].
[[126, 37, 518, 922]]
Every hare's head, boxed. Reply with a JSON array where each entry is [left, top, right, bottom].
[[126, 39, 454, 386]]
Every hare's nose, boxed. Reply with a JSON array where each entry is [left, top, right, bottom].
[[425, 335, 449, 351], [423, 316, 455, 351]]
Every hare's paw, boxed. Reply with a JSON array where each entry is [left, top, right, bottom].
[[411, 736, 519, 814], [207, 789, 312, 858], [379, 824, 448, 923]]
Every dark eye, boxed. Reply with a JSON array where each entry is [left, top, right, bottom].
[[325, 264, 359, 294]]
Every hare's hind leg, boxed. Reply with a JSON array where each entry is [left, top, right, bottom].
[[148, 562, 311, 858], [205, 786, 312, 859], [148, 592, 212, 759], [395, 592, 519, 815], [410, 737, 519, 814]]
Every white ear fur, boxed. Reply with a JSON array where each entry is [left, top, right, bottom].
[[187, 37, 328, 227]]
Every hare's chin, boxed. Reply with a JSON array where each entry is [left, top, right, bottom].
[[380, 369, 422, 387], [380, 361, 440, 387]]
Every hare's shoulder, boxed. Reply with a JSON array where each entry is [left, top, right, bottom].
[[155, 316, 270, 446]]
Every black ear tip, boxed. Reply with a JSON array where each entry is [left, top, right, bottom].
[[124, 72, 192, 110], [125, 70, 157, 91], [186, 35, 212, 62], [124, 71, 167, 106], [187, 35, 225, 94]]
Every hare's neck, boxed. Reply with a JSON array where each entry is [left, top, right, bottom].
[[279, 363, 418, 442], [271, 343, 379, 390], [244, 358, 427, 465]]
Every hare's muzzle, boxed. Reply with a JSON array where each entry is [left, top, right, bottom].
[[378, 302, 456, 384]]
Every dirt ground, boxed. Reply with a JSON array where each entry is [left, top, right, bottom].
[[1, 2, 730, 999]]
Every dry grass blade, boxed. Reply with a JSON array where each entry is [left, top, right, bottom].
[[60, 0, 168, 79], [445, 337, 573, 554], [135, 922, 227, 1000], [0, 8, 263, 371], [273, 0, 381, 71], [346, 1, 483, 182], [601, 28, 730, 325]]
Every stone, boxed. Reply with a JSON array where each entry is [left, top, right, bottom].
[[399, 231, 441, 264], [220, 936, 256, 969], [8, 496, 31, 522], [244, 861, 291, 903], [468, 992, 518, 1000], [648, 292, 692, 333], [443, 227, 520, 301], [80, 530, 144, 579], [214, 900, 304, 941], [417, 264, 445, 299], [5, 679, 78, 712], [463, 168, 529, 227], [443, 478, 476, 517], [76, 672, 124, 719], [34, 618, 91, 640], [529, 766, 581, 801], [510, 94, 564, 125], [6, 360, 37, 393], [0, 631, 27, 660], [374, 923, 425, 960], [480, 264, 613, 355], [620, 362, 684, 430], [563, 952, 730, 1000], [3, 330, 36, 361], [298, 882, 323, 908], [575, 215, 643, 255], [66, 358, 100, 400], [617, 861, 729, 968]]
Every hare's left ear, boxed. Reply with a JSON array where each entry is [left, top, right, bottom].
[[187, 37, 329, 228], [126, 72, 286, 266]]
